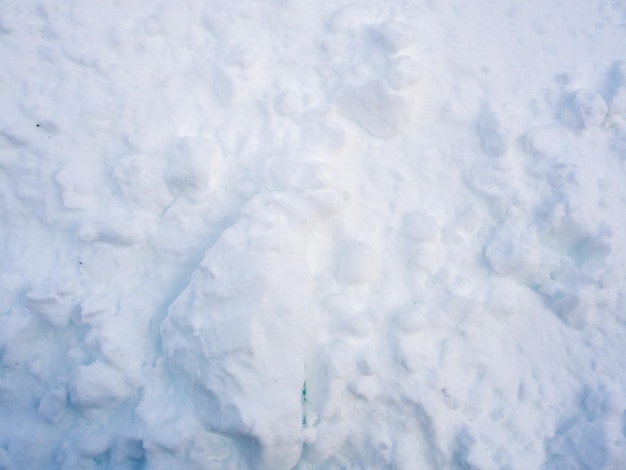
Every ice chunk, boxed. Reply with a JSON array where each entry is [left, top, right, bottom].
[[335, 81, 414, 138], [161, 194, 320, 470], [69, 362, 132, 409]]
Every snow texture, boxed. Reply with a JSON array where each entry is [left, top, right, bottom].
[[1, 1, 626, 469]]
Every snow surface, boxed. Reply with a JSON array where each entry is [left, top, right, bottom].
[[1, 1, 626, 469]]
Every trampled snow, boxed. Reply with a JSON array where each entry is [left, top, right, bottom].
[[1, 1, 626, 469]]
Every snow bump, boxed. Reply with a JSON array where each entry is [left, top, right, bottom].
[[335, 81, 414, 139], [69, 362, 132, 410]]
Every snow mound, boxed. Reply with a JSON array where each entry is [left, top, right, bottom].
[[161, 193, 335, 469]]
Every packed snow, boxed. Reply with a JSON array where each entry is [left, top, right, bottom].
[[1, 1, 626, 469]]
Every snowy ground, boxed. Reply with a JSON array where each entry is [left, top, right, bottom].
[[2, 1, 626, 469]]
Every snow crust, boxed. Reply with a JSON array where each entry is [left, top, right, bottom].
[[2, 1, 626, 469]]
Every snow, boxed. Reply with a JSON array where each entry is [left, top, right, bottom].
[[1, 0, 626, 469]]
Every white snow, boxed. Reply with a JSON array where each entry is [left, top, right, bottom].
[[2, 1, 626, 469]]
